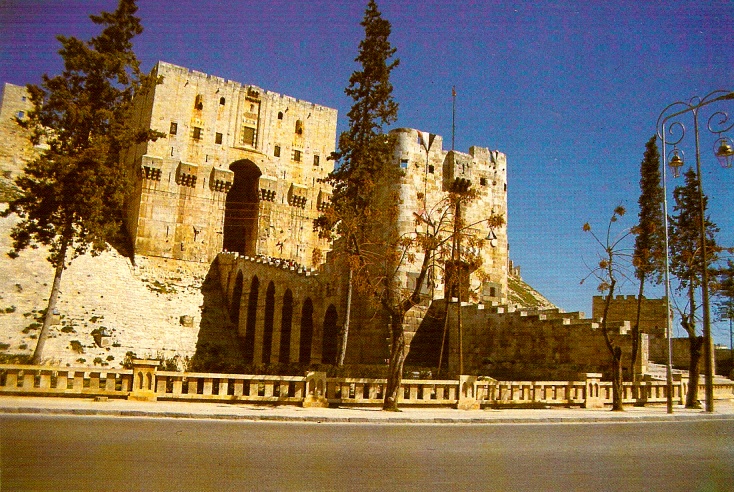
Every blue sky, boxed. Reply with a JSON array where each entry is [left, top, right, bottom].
[[1, 0, 733, 344]]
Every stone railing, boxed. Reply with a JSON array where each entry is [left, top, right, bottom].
[[1, 362, 732, 409]]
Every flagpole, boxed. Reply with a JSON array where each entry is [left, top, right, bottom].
[[452, 86, 456, 151]]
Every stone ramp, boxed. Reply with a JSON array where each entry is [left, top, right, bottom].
[[0, 211, 219, 368]]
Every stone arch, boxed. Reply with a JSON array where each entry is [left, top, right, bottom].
[[244, 275, 259, 363], [279, 289, 294, 363], [321, 304, 339, 364], [224, 160, 261, 255], [299, 297, 314, 364], [230, 271, 244, 324], [262, 281, 276, 364]]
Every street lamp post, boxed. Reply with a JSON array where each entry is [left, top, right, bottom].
[[656, 90, 734, 413]]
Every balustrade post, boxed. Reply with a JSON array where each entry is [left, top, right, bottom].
[[303, 371, 328, 407], [457, 375, 480, 410], [582, 373, 604, 409], [128, 359, 158, 402]]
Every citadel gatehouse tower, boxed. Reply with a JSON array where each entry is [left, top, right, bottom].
[[124, 62, 337, 267]]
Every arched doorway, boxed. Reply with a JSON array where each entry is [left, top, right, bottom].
[[244, 276, 259, 363], [322, 305, 339, 364], [262, 281, 276, 364], [299, 298, 314, 364], [224, 160, 261, 255], [230, 271, 243, 324], [279, 289, 294, 363]]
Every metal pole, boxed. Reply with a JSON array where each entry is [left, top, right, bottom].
[[661, 123, 674, 414], [693, 110, 715, 413], [452, 86, 456, 151]]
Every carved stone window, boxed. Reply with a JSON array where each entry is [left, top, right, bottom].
[[278, 111, 284, 120], [293, 150, 302, 162], [313, 155, 320, 167], [295, 120, 303, 135], [169, 122, 177, 135], [215, 132, 223, 145], [194, 94, 203, 110], [192, 127, 202, 140], [219, 97, 225, 105], [274, 145, 281, 157]]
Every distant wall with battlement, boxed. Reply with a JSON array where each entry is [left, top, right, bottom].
[[592, 295, 668, 339]]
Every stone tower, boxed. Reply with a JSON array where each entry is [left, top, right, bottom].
[[124, 62, 337, 267], [390, 128, 509, 304]]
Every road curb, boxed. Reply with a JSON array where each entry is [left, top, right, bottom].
[[2, 406, 734, 424]]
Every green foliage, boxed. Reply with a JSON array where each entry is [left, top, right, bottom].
[[69, 340, 84, 353], [669, 168, 720, 293], [714, 259, 734, 322], [321, 0, 401, 249], [2, 0, 161, 265], [0, 342, 10, 350], [633, 136, 665, 284], [3, 306, 17, 314]]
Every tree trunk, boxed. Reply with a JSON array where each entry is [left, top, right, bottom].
[[630, 278, 645, 382], [31, 236, 69, 365], [383, 315, 406, 411], [685, 335, 703, 408], [337, 266, 353, 367], [611, 346, 624, 411]]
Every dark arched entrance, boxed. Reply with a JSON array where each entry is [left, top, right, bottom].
[[230, 271, 243, 324], [244, 276, 259, 364], [262, 281, 276, 364], [224, 160, 261, 255], [322, 305, 339, 364], [299, 298, 314, 364], [279, 289, 294, 363]]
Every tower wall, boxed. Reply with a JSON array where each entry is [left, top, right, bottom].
[[124, 62, 337, 267]]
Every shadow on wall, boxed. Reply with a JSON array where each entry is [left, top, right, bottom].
[[189, 257, 248, 373]]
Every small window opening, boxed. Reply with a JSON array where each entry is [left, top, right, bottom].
[[293, 150, 302, 162], [313, 155, 320, 167], [400, 159, 409, 169], [278, 111, 283, 120], [16, 111, 24, 119], [295, 120, 303, 135], [274, 145, 281, 157], [219, 97, 226, 105], [215, 132, 223, 144], [193, 127, 202, 140], [428, 164, 434, 174], [169, 122, 177, 135], [194, 95, 203, 110], [480, 177, 487, 186]]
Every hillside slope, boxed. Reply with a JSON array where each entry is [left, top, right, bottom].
[[0, 210, 218, 368]]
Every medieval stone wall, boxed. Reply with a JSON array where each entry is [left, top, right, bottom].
[[0, 83, 37, 187], [592, 295, 668, 338], [124, 62, 337, 266], [447, 303, 644, 380]]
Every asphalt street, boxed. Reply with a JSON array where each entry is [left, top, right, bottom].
[[2, 414, 733, 491]]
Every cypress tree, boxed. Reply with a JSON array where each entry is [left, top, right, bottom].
[[630, 136, 664, 380], [669, 168, 720, 407], [320, 0, 400, 374]]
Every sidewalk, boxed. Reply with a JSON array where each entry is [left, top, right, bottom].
[[1, 395, 733, 424]]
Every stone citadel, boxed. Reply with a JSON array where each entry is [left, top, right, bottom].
[[0, 68, 721, 380]]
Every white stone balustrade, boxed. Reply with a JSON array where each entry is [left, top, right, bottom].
[[0, 363, 731, 409]]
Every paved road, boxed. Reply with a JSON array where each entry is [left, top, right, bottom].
[[2, 415, 733, 491]]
